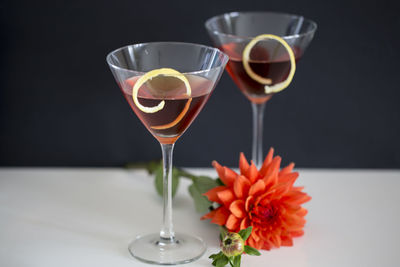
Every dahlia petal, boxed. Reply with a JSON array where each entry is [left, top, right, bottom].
[[208, 206, 230, 225], [274, 228, 282, 238], [245, 196, 254, 212], [261, 156, 281, 179], [296, 218, 307, 226], [281, 202, 302, 213], [269, 235, 280, 248], [259, 147, 274, 175], [271, 234, 281, 248], [271, 183, 291, 198], [287, 224, 307, 231], [203, 186, 226, 203], [229, 200, 246, 218], [258, 230, 267, 240], [216, 188, 235, 207], [282, 215, 306, 229], [291, 230, 304, 237], [282, 191, 312, 205], [292, 186, 304, 191], [212, 161, 225, 181], [257, 191, 273, 206], [263, 238, 274, 250], [255, 240, 265, 250], [247, 236, 258, 249], [251, 231, 260, 242], [249, 179, 266, 197], [220, 167, 238, 187], [248, 234, 264, 250], [259, 230, 273, 242], [283, 212, 305, 222], [259, 240, 271, 250], [263, 169, 279, 189], [261, 241, 272, 251], [239, 152, 250, 175], [253, 231, 268, 249], [200, 209, 217, 220], [247, 161, 259, 183], [296, 208, 308, 217], [233, 175, 251, 199], [256, 240, 265, 250], [240, 217, 250, 229], [278, 172, 299, 187], [279, 162, 295, 176], [255, 229, 268, 245], [226, 214, 240, 230], [281, 235, 293, 246]]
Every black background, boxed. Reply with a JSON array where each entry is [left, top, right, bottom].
[[1, 0, 399, 168]]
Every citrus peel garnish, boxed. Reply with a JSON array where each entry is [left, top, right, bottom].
[[131, 68, 192, 130], [151, 98, 192, 130], [132, 68, 191, 113], [242, 34, 296, 94]]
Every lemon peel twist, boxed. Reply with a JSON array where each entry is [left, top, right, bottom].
[[132, 68, 191, 113], [151, 98, 193, 130], [242, 34, 296, 94], [131, 68, 192, 130]]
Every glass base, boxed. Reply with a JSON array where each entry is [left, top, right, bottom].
[[128, 233, 206, 265]]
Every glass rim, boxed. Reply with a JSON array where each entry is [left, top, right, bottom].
[[205, 11, 318, 40], [106, 41, 229, 75]]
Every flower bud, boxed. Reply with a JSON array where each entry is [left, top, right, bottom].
[[221, 232, 244, 257]]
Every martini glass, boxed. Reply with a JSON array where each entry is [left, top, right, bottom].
[[106, 42, 228, 265], [205, 12, 317, 166]]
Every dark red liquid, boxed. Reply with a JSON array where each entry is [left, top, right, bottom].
[[221, 43, 301, 103], [121, 75, 213, 144]]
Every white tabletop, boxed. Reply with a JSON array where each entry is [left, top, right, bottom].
[[0, 168, 399, 267]]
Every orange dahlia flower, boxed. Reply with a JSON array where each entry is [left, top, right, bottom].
[[201, 148, 311, 250]]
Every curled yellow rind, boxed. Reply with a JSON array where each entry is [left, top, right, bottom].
[[132, 68, 192, 113], [151, 98, 192, 130], [242, 34, 296, 94]]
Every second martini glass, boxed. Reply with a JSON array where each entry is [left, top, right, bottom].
[[107, 42, 228, 265], [206, 12, 317, 166]]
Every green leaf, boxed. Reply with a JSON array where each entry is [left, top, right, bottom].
[[220, 226, 228, 240], [238, 226, 252, 241], [146, 160, 163, 174], [216, 178, 224, 186], [154, 165, 180, 198], [171, 168, 180, 197], [125, 160, 161, 174], [209, 251, 224, 260], [154, 165, 163, 197], [188, 183, 212, 213], [187, 175, 219, 213], [232, 255, 241, 267], [244, 245, 261, 256], [192, 176, 219, 193], [215, 255, 229, 267], [210, 252, 225, 267]]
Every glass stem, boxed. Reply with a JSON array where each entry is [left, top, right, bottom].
[[159, 143, 175, 242], [251, 102, 266, 168]]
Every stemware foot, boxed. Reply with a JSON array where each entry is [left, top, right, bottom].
[[128, 233, 206, 265]]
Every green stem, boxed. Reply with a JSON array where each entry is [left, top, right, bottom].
[[228, 257, 235, 267], [175, 168, 197, 181]]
